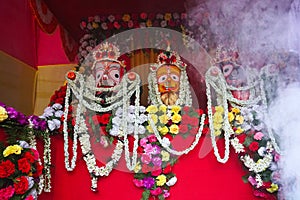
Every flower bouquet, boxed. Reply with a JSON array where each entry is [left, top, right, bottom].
[[228, 106, 280, 200], [0, 141, 43, 200]]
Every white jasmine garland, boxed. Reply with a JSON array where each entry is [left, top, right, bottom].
[[63, 71, 143, 190], [149, 113, 206, 156], [205, 66, 264, 163]]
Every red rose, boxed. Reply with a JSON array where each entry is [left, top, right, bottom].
[[24, 151, 35, 163], [26, 195, 35, 200], [189, 126, 199, 135], [0, 160, 15, 178], [182, 106, 190, 113], [33, 162, 43, 178], [237, 134, 247, 144], [164, 134, 173, 142], [181, 115, 190, 125], [189, 117, 199, 126], [163, 164, 172, 174], [141, 164, 152, 174], [196, 109, 204, 115], [14, 176, 29, 194], [249, 141, 259, 152], [151, 168, 162, 176], [179, 124, 188, 134], [99, 113, 111, 125], [140, 13, 147, 20], [202, 127, 210, 135], [137, 145, 144, 153], [204, 117, 209, 125], [18, 158, 31, 174]]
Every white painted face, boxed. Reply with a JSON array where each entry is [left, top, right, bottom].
[[94, 61, 121, 88]]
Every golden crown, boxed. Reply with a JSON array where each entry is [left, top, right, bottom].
[[92, 42, 125, 69], [211, 45, 239, 65]]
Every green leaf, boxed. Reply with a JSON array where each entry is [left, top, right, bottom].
[[158, 194, 165, 200], [141, 190, 150, 200], [242, 174, 249, 183]]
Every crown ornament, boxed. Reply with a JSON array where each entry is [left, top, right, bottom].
[[151, 50, 187, 72], [211, 45, 239, 66], [92, 42, 126, 69]]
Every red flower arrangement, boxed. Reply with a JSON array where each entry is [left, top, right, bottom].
[[0, 141, 43, 200]]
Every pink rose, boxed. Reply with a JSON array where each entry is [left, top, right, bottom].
[[139, 137, 148, 147], [248, 176, 257, 186], [141, 153, 152, 164], [147, 134, 157, 143], [150, 187, 162, 196], [254, 132, 264, 140], [133, 179, 144, 187]]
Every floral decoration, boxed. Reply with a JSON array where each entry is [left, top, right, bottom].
[[228, 106, 280, 200], [133, 134, 177, 200], [132, 104, 207, 199], [0, 141, 43, 200], [78, 12, 188, 64]]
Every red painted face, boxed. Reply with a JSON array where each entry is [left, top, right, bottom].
[[94, 61, 122, 88], [156, 64, 181, 93]]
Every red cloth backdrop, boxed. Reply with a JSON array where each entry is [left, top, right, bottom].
[[39, 134, 260, 200], [0, 0, 37, 67]]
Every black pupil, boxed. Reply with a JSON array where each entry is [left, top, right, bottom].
[[115, 74, 119, 78]]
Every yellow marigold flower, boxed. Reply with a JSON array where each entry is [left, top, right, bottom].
[[169, 124, 179, 134], [161, 150, 170, 162], [134, 162, 141, 173], [172, 114, 181, 123], [159, 114, 169, 124], [122, 14, 131, 22], [214, 130, 222, 136], [150, 114, 158, 124], [92, 22, 99, 29], [164, 13, 172, 21], [213, 112, 223, 123], [156, 174, 167, 186], [235, 115, 244, 124], [171, 105, 181, 114], [146, 19, 152, 27], [158, 126, 169, 135], [228, 112, 235, 122], [159, 105, 167, 113], [146, 105, 158, 114], [213, 122, 222, 130], [231, 107, 240, 114], [266, 183, 278, 193], [3, 145, 23, 157], [215, 106, 224, 114], [235, 127, 244, 135], [147, 125, 154, 133], [0, 106, 8, 122]]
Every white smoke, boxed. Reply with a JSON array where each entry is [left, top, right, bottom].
[[186, 0, 300, 199], [268, 83, 300, 200]]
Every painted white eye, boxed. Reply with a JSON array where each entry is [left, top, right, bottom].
[[158, 75, 168, 83], [109, 69, 120, 82], [222, 64, 233, 77], [170, 74, 179, 81]]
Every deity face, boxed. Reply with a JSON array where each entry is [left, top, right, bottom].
[[220, 62, 246, 87], [156, 64, 181, 93], [94, 60, 122, 88], [156, 64, 181, 106]]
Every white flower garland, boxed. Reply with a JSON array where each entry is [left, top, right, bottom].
[[239, 141, 274, 174], [205, 66, 263, 163], [149, 113, 206, 155], [63, 71, 143, 190]]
